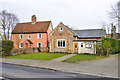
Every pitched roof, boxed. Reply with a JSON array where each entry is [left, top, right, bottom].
[[74, 29, 103, 38], [12, 21, 51, 34]]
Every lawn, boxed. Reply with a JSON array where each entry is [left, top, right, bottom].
[[63, 54, 106, 63], [3, 52, 69, 60]]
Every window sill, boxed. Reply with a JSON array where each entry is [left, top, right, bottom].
[[57, 47, 65, 48]]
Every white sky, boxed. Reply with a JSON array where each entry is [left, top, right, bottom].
[[0, 0, 119, 29]]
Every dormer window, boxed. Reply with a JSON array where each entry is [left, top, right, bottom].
[[60, 27, 63, 31]]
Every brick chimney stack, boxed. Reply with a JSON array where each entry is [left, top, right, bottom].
[[31, 15, 36, 23]]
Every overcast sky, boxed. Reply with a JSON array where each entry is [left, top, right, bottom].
[[0, 0, 118, 30]]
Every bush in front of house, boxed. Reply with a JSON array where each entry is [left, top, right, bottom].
[[96, 37, 120, 56], [2, 40, 14, 56]]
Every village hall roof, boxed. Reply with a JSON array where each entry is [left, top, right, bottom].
[[74, 29, 103, 38], [12, 21, 51, 34], [57, 22, 104, 38]]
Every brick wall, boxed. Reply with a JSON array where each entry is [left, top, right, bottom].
[[49, 23, 74, 53], [11, 47, 49, 55], [12, 33, 48, 48]]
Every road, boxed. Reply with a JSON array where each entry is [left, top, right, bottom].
[[0, 63, 103, 79]]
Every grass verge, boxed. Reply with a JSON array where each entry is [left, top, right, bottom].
[[3, 52, 68, 60], [63, 54, 106, 63]]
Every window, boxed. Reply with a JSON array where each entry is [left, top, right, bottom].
[[57, 39, 65, 48], [81, 43, 83, 47], [37, 43, 41, 48], [50, 26, 52, 31], [20, 42, 23, 48], [37, 33, 41, 39], [20, 34, 23, 39], [86, 44, 92, 48], [59, 27, 63, 31], [28, 35, 31, 39], [75, 44, 77, 48]]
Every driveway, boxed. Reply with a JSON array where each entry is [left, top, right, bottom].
[[76, 54, 119, 78]]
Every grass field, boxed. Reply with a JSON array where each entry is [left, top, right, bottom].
[[3, 52, 68, 60], [63, 54, 106, 63]]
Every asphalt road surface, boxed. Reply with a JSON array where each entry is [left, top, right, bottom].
[[0, 63, 106, 79]]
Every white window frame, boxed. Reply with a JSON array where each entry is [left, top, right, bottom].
[[37, 42, 41, 48], [37, 33, 42, 39], [57, 39, 65, 48], [59, 27, 63, 31], [81, 43, 84, 47], [20, 34, 23, 39], [50, 26, 52, 31], [85, 44, 92, 48], [28, 35, 31, 39], [19, 42, 23, 48]]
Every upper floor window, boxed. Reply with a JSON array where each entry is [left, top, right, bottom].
[[37, 33, 41, 39], [19, 42, 23, 48], [28, 35, 31, 39], [59, 27, 63, 31], [50, 26, 52, 31], [20, 34, 23, 39], [57, 39, 65, 48]]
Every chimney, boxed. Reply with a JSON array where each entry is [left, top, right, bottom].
[[31, 15, 36, 24]]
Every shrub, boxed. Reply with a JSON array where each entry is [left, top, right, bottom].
[[2, 40, 13, 56], [96, 37, 120, 55]]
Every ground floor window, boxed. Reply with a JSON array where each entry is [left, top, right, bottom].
[[57, 39, 65, 48], [37, 42, 41, 48], [20, 42, 23, 48], [81, 43, 83, 47]]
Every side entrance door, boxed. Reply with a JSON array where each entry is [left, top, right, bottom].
[[74, 43, 78, 54]]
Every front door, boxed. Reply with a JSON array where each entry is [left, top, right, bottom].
[[25, 43, 28, 48], [74, 43, 78, 54]]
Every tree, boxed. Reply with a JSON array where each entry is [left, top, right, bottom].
[[109, 1, 120, 20], [108, 1, 120, 33], [2, 40, 14, 56], [0, 10, 19, 40]]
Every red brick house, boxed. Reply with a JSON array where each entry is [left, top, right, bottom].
[[50, 22, 105, 54], [12, 15, 53, 49]]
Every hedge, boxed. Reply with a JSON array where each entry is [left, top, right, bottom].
[[97, 37, 120, 55], [102, 37, 120, 53], [2, 40, 14, 56]]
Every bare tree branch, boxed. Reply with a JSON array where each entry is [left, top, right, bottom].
[[0, 10, 19, 40]]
